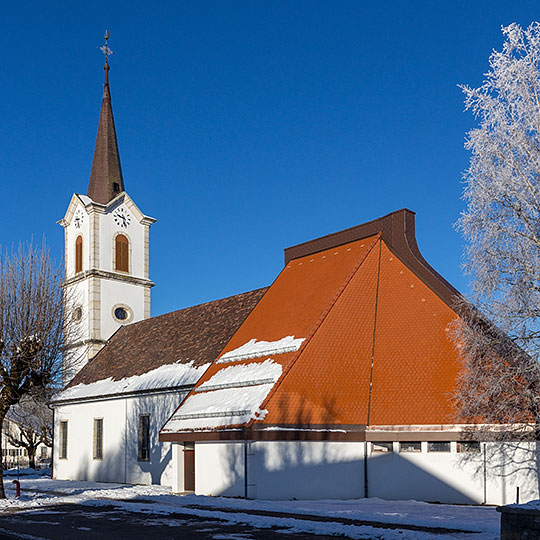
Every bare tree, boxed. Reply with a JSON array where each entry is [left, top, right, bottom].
[[456, 22, 540, 439], [0, 243, 70, 498], [5, 391, 54, 470]]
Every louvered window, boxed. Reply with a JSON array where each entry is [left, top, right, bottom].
[[75, 236, 83, 273], [115, 234, 129, 273]]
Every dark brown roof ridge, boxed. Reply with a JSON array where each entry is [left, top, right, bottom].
[[284, 208, 461, 309]]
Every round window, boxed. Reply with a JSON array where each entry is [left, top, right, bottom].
[[114, 307, 128, 321], [72, 307, 83, 322]]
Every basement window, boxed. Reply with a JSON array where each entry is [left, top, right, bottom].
[[399, 441, 422, 453], [458, 441, 481, 453], [428, 441, 451, 452], [372, 442, 393, 453]]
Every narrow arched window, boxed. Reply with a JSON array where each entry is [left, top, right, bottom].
[[115, 234, 129, 273], [75, 236, 83, 273]]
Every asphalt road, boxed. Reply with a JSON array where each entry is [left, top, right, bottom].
[[0, 504, 343, 539]]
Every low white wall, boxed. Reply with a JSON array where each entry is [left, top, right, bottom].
[[184, 439, 540, 504], [53, 390, 188, 486], [189, 440, 365, 499], [368, 441, 540, 505], [251, 441, 365, 500], [195, 442, 245, 497]]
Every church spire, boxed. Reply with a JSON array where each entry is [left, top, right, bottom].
[[87, 31, 125, 205]]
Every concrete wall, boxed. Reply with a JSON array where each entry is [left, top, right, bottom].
[[173, 439, 540, 504], [53, 390, 188, 486]]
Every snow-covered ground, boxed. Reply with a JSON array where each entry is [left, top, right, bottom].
[[0, 474, 500, 539]]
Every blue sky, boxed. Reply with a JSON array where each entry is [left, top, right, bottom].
[[1, 1, 538, 316]]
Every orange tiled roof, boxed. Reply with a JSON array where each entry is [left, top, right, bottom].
[[257, 240, 458, 428], [160, 210, 462, 441]]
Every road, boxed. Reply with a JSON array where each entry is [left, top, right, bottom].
[[0, 503, 343, 539]]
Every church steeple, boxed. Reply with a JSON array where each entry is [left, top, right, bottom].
[[87, 32, 125, 205]]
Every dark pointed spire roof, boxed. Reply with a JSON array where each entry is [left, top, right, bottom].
[[87, 42, 124, 205]]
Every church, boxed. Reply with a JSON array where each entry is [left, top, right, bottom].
[[51, 54, 540, 506]]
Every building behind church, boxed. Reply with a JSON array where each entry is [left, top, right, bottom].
[[51, 54, 540, 506]]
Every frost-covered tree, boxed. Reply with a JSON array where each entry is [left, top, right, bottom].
[[456, 22, 540, 435]]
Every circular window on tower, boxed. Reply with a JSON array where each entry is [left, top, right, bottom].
[[72, 306, 83, 323], [112, 304, 133, 323]]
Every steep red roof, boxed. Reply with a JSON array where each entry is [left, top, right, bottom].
[[160, 210, 462, 441]]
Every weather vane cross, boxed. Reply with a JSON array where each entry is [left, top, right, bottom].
[[100, 30, 114, 66]]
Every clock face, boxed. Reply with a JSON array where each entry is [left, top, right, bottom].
[[113, 207, 131, 228], [73, 209, 85, 229]]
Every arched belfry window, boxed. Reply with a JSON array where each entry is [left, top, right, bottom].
[[75, 236, 83, 274], [115, 234, 129, 273]]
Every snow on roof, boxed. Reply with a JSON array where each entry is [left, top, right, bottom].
[[77, 194, 93, 206], [55, 361, 209, 401], [162, 384, 273, 431], [218, 336, 304, 363], [162, 360, 283, 432], [197, 359, 282, 391]]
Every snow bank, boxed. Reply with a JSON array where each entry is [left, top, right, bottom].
[[3, 467, 50, 477], [55, 361, 209, 401], [218, 336, 304, 363], [0, 478, 500, 539]]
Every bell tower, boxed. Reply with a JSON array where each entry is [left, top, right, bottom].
[[59, 34, 156, 384]]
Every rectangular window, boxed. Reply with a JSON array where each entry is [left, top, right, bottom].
[[40, 446, 48, 459], [458, 441, 481, 453], [59, 420, 68, 459], [428, 441, 451, 452], [372, 442, 393, 453], [138, 414, 150, 461], [93, 418, 103, 460], [399, 441, 422, 453]]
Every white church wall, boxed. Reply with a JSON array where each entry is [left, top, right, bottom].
[[171, 443, 184, 493], [65, 203, 90, 280], [99, 205, 146, 278], [250, 441, 365, 500], [367, 441, 540, 505], [195, 442, 245, 497], [53, 389, 189, 486], [190, 440, 365, 500], [100, 279, 146, 340], [186, 439, 540, 504]]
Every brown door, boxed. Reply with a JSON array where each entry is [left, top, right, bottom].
[[184, 442, 195, 492]]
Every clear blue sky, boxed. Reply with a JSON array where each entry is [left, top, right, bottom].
[[1, 1, 537, 316]]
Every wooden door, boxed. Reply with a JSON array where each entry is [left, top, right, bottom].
[[184, 442, 195, 492]]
